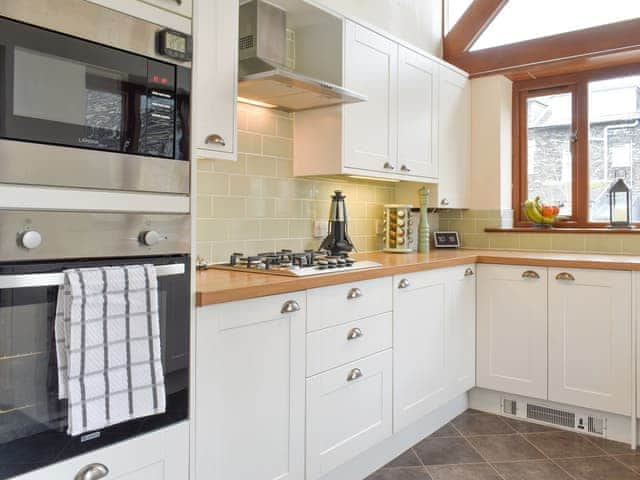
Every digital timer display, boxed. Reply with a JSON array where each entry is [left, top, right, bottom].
[[157, 29, 192, 62], [165, 32, 187, 54]]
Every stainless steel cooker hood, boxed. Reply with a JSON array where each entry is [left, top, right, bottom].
[[238, 0, 367, 112]]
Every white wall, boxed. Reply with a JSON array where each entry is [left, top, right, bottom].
[[313, 0, 443, 57], [470, 75, 513, 210]]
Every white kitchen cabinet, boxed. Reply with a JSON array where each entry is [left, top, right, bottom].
[[343, 21, 398, 174], [393, 264, 476, 432], [195, 293, 305, 480], [397, 46, 439, 180], [192, 0, 238, 161], [436, 64, 471, 209], [548, 268, 632, 415], [14, 422, 188, 480], [476, 264, 548, 400], [85, 0, 191, 32], [306, 349, 393, 480]]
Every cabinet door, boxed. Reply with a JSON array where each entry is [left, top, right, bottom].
[[397, 46, 438, 179], [476, 264, 548, 399], [343, 21, 398, 173], [85, 0, 191, 32], [548, 268, 632, 415], [195, 293, 305, 480], [437, 65, 470, 209], [139, 0, 192, 18], [393, 265, 475, 431], [306, 350, 392, 480], [192, 0, 238, 160], [14, 423, 189, 480]]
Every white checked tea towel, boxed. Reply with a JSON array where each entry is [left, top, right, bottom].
[[55, 265, 165, 436]]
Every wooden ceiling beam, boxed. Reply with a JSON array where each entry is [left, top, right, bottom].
[[446, 17, 640, 77], [443, 0, 509, 58]]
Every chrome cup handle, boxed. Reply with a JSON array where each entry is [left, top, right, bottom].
[[347, 327, 364, 341], [75, 463, 109, 480], [347, 287, 363, 300], [347, 368, 363, 382], [281, 300, 301, 314]]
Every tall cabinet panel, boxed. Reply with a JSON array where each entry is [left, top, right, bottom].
[[192, 0, 238, 160], [476, 264, 548, 399], [343, 21, 398, 174], [195, 293, 305, 480], [397, 46, 438, 179], [548, 268, 632, 415]]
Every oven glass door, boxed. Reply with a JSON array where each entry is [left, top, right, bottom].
[[0, 16, 176, 158], [0, 256, 189, 480]]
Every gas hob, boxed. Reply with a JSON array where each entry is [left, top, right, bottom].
[[200, 250, 382, 277]]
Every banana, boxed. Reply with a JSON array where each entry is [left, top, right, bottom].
[[524, 199, 555, 224]]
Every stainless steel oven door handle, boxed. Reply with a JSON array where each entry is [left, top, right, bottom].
[[0, 263, 185, 289]]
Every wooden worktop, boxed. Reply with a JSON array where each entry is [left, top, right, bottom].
[[196, 249, 640, 306]]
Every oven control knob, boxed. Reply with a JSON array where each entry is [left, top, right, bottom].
[[20, 230, 42, 250], [141, 230, 161, 246]]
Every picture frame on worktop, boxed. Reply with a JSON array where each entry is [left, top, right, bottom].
[[433, 231, 461, 248]]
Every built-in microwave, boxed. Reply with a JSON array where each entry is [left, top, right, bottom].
[[0, 0, 191, 194]]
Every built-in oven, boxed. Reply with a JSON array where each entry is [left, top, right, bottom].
[[0, 0, 191, 194], [0, 211, 190, 479]]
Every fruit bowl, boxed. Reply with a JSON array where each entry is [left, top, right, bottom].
[[523, 197, 559, 226]]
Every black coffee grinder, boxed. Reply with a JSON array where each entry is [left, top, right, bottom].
[[320, 190, 355, 255]]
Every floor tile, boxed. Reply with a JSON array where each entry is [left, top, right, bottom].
[[585, 436, 635, 455], [555, 456, 640, 480], [384, 449, 422, 468], [427, 463, 502, 480], [430, 423, 460, 437], [502, 417, 559, 433], [524, 431, 607, 458], [467, 434, 545, 462], [366, 467, 431, 480], [452, 412, 515, 436], [464, 409, 487, 415], [413, 437, 484, 466], [493, 459, 573, 479], [614, 454, 640, 473]]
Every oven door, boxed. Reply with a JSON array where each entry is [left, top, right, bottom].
[[0, 256, 189, 480]]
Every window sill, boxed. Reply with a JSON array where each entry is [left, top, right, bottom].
[[486, 227, 640, 234]]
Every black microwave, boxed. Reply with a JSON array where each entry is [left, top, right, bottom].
[[0, 9, 191, 194]]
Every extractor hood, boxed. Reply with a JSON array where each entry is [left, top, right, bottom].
[[238, 0, 367, 113]]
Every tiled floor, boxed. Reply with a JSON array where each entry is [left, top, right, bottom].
[[367, 409, 640, 480]]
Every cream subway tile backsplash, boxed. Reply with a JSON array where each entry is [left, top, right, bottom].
[[196, 103, 394, 263]]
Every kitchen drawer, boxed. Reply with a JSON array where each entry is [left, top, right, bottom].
[[306, 312, 392, 377], [306, 349, 392, 480], [306, 277, 392, 332]]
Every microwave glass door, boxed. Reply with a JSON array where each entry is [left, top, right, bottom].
[[0, 256, 189, 480]]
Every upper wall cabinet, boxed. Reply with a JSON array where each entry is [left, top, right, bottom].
[[437, 65, 471, 208], [85, 0, 192, 33], [192, 0, 239, 161], [295, 21, 448, 182]]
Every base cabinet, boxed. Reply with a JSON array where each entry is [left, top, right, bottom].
[[195, 293, 305, 480], [13, 423, 189, 480], [548, 268, 632, 415], [306, 350, 393, 480], [476, 264, 548, 400], [393, 264, 476, 432]]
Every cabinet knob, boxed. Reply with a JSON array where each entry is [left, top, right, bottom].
[[205, 134, 226, 147], [383, 162, 395, 170], [347, 287, 363, 300], [347, 368, 363, 382], [440, 198, 450, 206], [556, 272, 575, 281], [75, 463, 109, 480], [400, 164, 411, 173], [19, 230, 42, 250], [347, 327, 364, 341], [398, 278, 410, 289], [521, 270, 540, 279], [464, 268, 474, 277], [281, 300, 301, 314]]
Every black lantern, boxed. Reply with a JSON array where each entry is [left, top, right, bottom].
[[608, 178, 631, 228]]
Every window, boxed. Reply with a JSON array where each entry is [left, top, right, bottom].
[[513, 67, 640, 226]]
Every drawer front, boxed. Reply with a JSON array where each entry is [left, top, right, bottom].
[[306, 349, 393, 480], [307, 277, 392, 332], [306, 312, 392, 377]]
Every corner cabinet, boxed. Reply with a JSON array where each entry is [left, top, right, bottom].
[[393, 264, 476, 432], [194, 293, 305, 480], [192, 0, 238, 161]]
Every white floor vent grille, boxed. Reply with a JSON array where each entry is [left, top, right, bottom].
[[526, 403, 575, 428], [502, 398, 517, 415], [588, 416, 605, 436]]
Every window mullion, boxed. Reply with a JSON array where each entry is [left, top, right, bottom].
[[574, 81, 589, 224]]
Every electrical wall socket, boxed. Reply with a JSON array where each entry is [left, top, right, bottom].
[[313, 221, 328, 238]]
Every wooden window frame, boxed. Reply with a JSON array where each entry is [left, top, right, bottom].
[[512, 64, 640, 228]]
